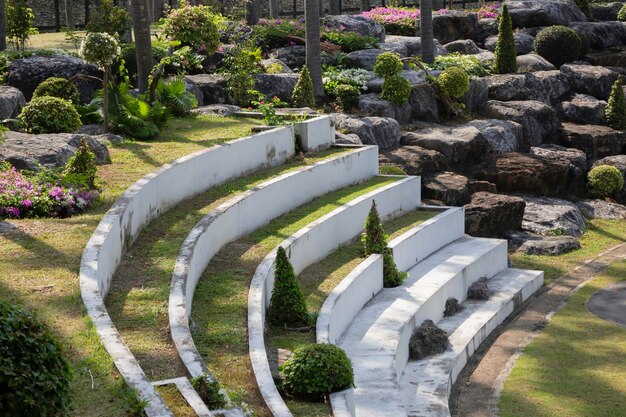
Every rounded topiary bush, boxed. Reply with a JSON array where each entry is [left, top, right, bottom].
[[0, 301, 72, 416], [436, 67, 470, 99], [32, 77, 80, 105], [335, 83, 360, 107], [19, 96, 82, 134], [373, 51, 403, 78], [280, 344, 354, 399], [619, 4, 626, 21], [588, 165, 624, 197], [533, 25, 581, 67], [381, 75, 411, 105], [161, 5, 220, 53]]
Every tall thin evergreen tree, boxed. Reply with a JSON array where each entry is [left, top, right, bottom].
[[494, 4, 517, 74]]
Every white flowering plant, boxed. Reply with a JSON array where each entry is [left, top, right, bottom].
[[79, 32, 121, 69], [322, 67, 369, 97]]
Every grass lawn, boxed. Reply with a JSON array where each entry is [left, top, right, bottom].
[[500, 260, 626, 417], [25, 29, 162, 52], [0, 115, 260, 416]]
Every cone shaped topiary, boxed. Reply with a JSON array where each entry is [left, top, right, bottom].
[[606, 75, 626, 130], [494, 4, 517, 74], [266, 246, 309, 327], [292, 66, 315, 108]]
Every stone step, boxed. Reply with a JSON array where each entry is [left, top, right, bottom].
[[399, 268, 544, 417]]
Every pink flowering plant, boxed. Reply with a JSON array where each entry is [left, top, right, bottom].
[[469, 3, 501, 19], [252, 96, 286, 126], [161, 4, 220, 54], [0, 162, 98, 219]]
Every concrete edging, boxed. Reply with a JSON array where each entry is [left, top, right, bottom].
[[248, 176, 422, 417]]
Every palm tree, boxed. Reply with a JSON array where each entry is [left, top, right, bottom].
[[329, 0, 340, 15], [247, 0, 260, 25], [64, 0, 74, 30], [269, 0, 279, 18], [420, 0, 435, 64], [131, 0, 153, 93], [0, 0, 6, 51], [305, 0, 324, 98]]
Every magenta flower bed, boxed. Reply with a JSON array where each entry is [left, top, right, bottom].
[[0, 164, 97, 219]]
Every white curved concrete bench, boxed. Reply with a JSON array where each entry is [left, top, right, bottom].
[[79, 125, 303, 416], [169, 145, 379, 378], [248, 176, 422, 417], [399, 268, 543, 417]]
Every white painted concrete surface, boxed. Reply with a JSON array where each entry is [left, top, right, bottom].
[[248, 176, 422, 417], [293, 115, 336, 152], [169, 146, 379, 378]]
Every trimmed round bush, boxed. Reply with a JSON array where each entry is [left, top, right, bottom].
[[19, 96, 82, 134], [79, 32, 120, 69], [0, 301, 72, 416], [436, 67, 470, 99], [280, 344, 354, 399], [619, 4, 626, 21], [335, 83, 360, 107], [161, 5, 220, 53], [374, 51, 403, 78], [588, 165, 624, 197], [533, 25, 581, 67], [381, 75, 411, 105], [32, 77, 80, 105]]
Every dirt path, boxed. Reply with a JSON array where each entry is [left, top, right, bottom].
[[451, 242, 626, 417]]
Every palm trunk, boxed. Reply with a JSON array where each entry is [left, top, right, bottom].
[[329, 0, 340, 15], [131, 0, 153, 93], [269, 0, 279, 18], [64, 0, 74, 29], [420, 0, 434, 64], [0, 0, 6, 51], [247, 0, 260, 25], [360, 0, 370, 11], [103, 68, 109, 133], [305, 0, 324, 98]]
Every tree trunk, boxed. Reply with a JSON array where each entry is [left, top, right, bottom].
[[119, 0, 133, 43], [64, 0, 74, 29], [420, 0, 434, 64], [329, 0, 340, 15], [269, 0, 279, 18], [247, 0, 260, 25], [103, 68, 109, 133], [0, 0, 6, 51], [305, 0, 324, 98], [131, 0, 153, 93], [360, 0, 370, 12]]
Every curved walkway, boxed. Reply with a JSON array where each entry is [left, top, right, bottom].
[[451, 242, 626, 417], [587, 281, 626, 327]]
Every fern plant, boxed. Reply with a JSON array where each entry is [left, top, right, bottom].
[[155, 77, 198, 117]]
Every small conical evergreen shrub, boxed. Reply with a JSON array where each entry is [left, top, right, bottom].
[[291, 66, 315, 108], [362, 200, 407, 288], [266, 246, 309, 327], [606, 75, 626, 130], [64, 138, 98, 189], [494, 4, 517, 74]]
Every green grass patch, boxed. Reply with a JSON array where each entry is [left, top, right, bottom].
[[191, 176, 399, 417], [155, 385, 196, 417], [500, 260, 626, 417]]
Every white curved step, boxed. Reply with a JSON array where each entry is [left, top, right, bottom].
[[399, 268, 544, 417]]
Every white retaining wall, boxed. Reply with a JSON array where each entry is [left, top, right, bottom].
[[169, 146, 379, 378], [293, 115, 336, 152], [248, 176, 422, 417], [79, 126, 302, 416]]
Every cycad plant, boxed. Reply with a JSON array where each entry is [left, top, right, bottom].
[[155, 77, 198, 117]]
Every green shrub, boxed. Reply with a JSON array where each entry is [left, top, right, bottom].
[[0, 301, 72, 416], [19, 96, 82, 134], [32, 77, 81, 105], [436, 67, 470, 99], [494, 4, 517, 74], [80, 32, 121, 69], [381, 75, 411, 105], [156, 77, 198, 117], [587, 165, 624, 197], [322, 31, 378, 53], [619, 4, 626, 21], [222, 44, 262, 106], [85, 0, 131, 37], [6, 0, 38, 51], [266, 246, 309, 328], [374, 51, 403, 78], [280, 344, 354, 399], [533, 25, 581, 67], [382, 247, 405, 287], [63, 138, 98, 189], [117, 43, 168, 83], [431, 53, 491, 77], [606, 75, 626, 130], [191, 375, 227, 409], [574, 0, 592, 19], [161, 5, 220, 53], [292, 66, 315, 108], [379, 164, 406, 175], [335, 84, 360, 108]]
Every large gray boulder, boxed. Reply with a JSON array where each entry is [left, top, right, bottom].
[[461, 77, 488, 114], [254, 73, 299, 103], [0, 131, 111, 171], [345, 49, 386, 71], [270, 46, 306, 69], [561, 95, 607, 125], [192, 104, 241, 117], [443, 39, 482, 55], [560, 123, 626, 160], [560, 64, 618, 101], [587, 46, 626, 69], [577, 199, 626, 219], [507, 231, 581, 255], [366, 70, 426, 93], [465, 192, 526, 237], [482, 100, 559, 149], [506, 0, 587, 28], [0, 86, 26, 119], [430, 11, 478, 44], [484, 32, 534, 55], [484, 71, 569, 104], [521, 195, 586, 237], [334, 114, 401, 150], [591, 2, 623, 21], [384, 35, 446, 57], [323, 15, 386, 42], [356, 93, 412, 124], [184, 74, 229, 105], [516, 54, 556, 72], [569, 21, 626, 50], [379, 42, 408, 57], [422, 171, 471, 205], [408, 83, 440, 122], [7, 55, 102, 103], [465, 119, 523, 153], [476, 18, 498, 44], [379, 145, 448, 175]]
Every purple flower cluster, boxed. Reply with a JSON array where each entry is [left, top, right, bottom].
[[0, 165, 97, 219], [471, 2, 501, 19]]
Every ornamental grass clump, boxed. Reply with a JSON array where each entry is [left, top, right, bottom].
[[292, 66, 315, 108], [362, 200, 407, 287], [266, 246, 309, 327], [605, 76, 626, 130], [0, 301, 72, 416], [494, 4, 517, 74], [32, 77, 81, 105], [587, 165, 624, 198], [280, 343, 354, 399]]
